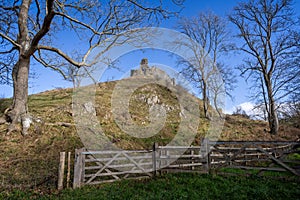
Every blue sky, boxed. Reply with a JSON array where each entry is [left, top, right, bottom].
[[1, 0, 299, 114]]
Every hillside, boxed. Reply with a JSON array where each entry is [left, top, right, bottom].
[[0, 79, 299, 190]]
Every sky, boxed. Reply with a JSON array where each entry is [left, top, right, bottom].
[[1, 0, 299, 115]]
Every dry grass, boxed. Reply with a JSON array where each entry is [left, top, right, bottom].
[[0, 80, 299, 190]]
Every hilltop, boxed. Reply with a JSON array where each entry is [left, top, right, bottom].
[[0, 78, 299, 190]]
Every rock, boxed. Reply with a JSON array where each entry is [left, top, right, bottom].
[[147, 95, 160, 105], [83, 102, 96, 116], [130, 58, 175, 86], [21, 114, 32, 135]]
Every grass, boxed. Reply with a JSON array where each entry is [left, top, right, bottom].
[[219, 167, 297, 179], [1, 173, 299, 200], [0, 80, 299, 191]]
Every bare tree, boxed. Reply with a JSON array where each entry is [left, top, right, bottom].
[[229, 0, 300, 134], [210, 62, 236, 117], [0, 0, 178, 135], [278, 93, 300, 128], [177, 11, 235, 118], [233, 106, 249, 119]]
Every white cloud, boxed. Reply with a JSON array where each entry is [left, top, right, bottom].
[[238, 102, 255, 114], [225, 102, 254, 114], [226, 102, 265, 119]]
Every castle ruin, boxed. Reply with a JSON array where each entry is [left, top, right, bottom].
[[130, 58, 175, 85]]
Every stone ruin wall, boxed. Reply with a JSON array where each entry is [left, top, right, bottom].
[[130, 58, 175, 86]]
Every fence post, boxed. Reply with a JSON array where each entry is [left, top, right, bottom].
[[203, 139, 211, 174], [166, 149, 170, 172], [66, 152, 71, 188], [159, 148, 163, 175], [58, 152, 66, 190], [191, 147, 195, 171], [152, 143, 158, 176], [73, 148, 84, 189]]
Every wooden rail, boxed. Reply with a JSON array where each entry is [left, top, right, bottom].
[[73, 140, 300, 188], [73, 149, 153, 188]]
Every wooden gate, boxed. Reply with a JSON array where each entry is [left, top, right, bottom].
[[207, 141, 300, 176], [73, 149, 153, 188], [73, 140, 299, 188]]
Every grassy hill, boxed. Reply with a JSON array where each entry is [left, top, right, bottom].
[[0, 79, 299, 190]]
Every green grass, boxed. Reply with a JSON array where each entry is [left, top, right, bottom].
[[288, 153, 300, 160], [1, 80, 299, 192], [219, 167, 296, 179], [1, 173, 299, 200]]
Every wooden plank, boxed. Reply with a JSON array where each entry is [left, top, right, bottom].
[[166, 150, 170, 167], [74, 148, 86, 187], [81, 152, 85, 184], [73, 148, 85, 189], [209, 141, 299, 145], [87, 179, 119, 185], [159, 149, 163, 173], [152, 143, 158, 176], [203, 139, 210, 173], [213, 144, 250, 170], [87, 176, 151, 185], [85, 162, 153, 170], [191, 148, 195, 170], [166, 153, 201, 160], [85, 155, 152, 162], [58, 152, 66, 190], [124, 158, 152, 178], [158, 146, 201, 150], [161, 169, 207, 174], [82, 150, 150, 155], [122, 152, 149, 173], [210, 148, 272, 153], [85, 152, 122, 184], [86, 154, 120, 181], [227, 166, 287, 172], [166, 163, 203, 168], [66, 152, 71, 188], [257, 147, 299, 176], [84, 169, 153, 177], [210, 159, 270, 164], [281, 160, 300, 164]]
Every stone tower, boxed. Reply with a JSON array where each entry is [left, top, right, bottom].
[[140, 58, 148, 65], [140, 58, 149, 75], [130, 58, 175, 86]]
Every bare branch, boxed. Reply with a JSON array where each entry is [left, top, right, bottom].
[[37, 45, 85, 67], [177, 11, 234, 118], [32, 53, 68, 79], [25, 0, 55, 57], [127, 0, 171, 19], [34, 0, 41, 29], [54, 12, 102, 36], [0, 46, 18, 54], [0, 5, 19, 11], [0, 32, 20, 48], [0, 0, 179, 134]]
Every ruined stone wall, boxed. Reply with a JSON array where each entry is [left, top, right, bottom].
[[130, 59, 175, 85]]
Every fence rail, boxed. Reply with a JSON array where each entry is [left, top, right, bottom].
[[73, 140, 300, 188]]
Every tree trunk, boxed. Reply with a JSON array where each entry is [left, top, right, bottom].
[[4, 0, 32, 135], [6, 57, 31, 135], [264, 76, 279, 135], [202, 80, 210, 119], [268, 96, 279, 135], [213, 94, 222, 118]]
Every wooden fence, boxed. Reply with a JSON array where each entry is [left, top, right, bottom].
[[159, 140, 300, 176], [73, 140, 300, 188], [73, 149, 153, 188]]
